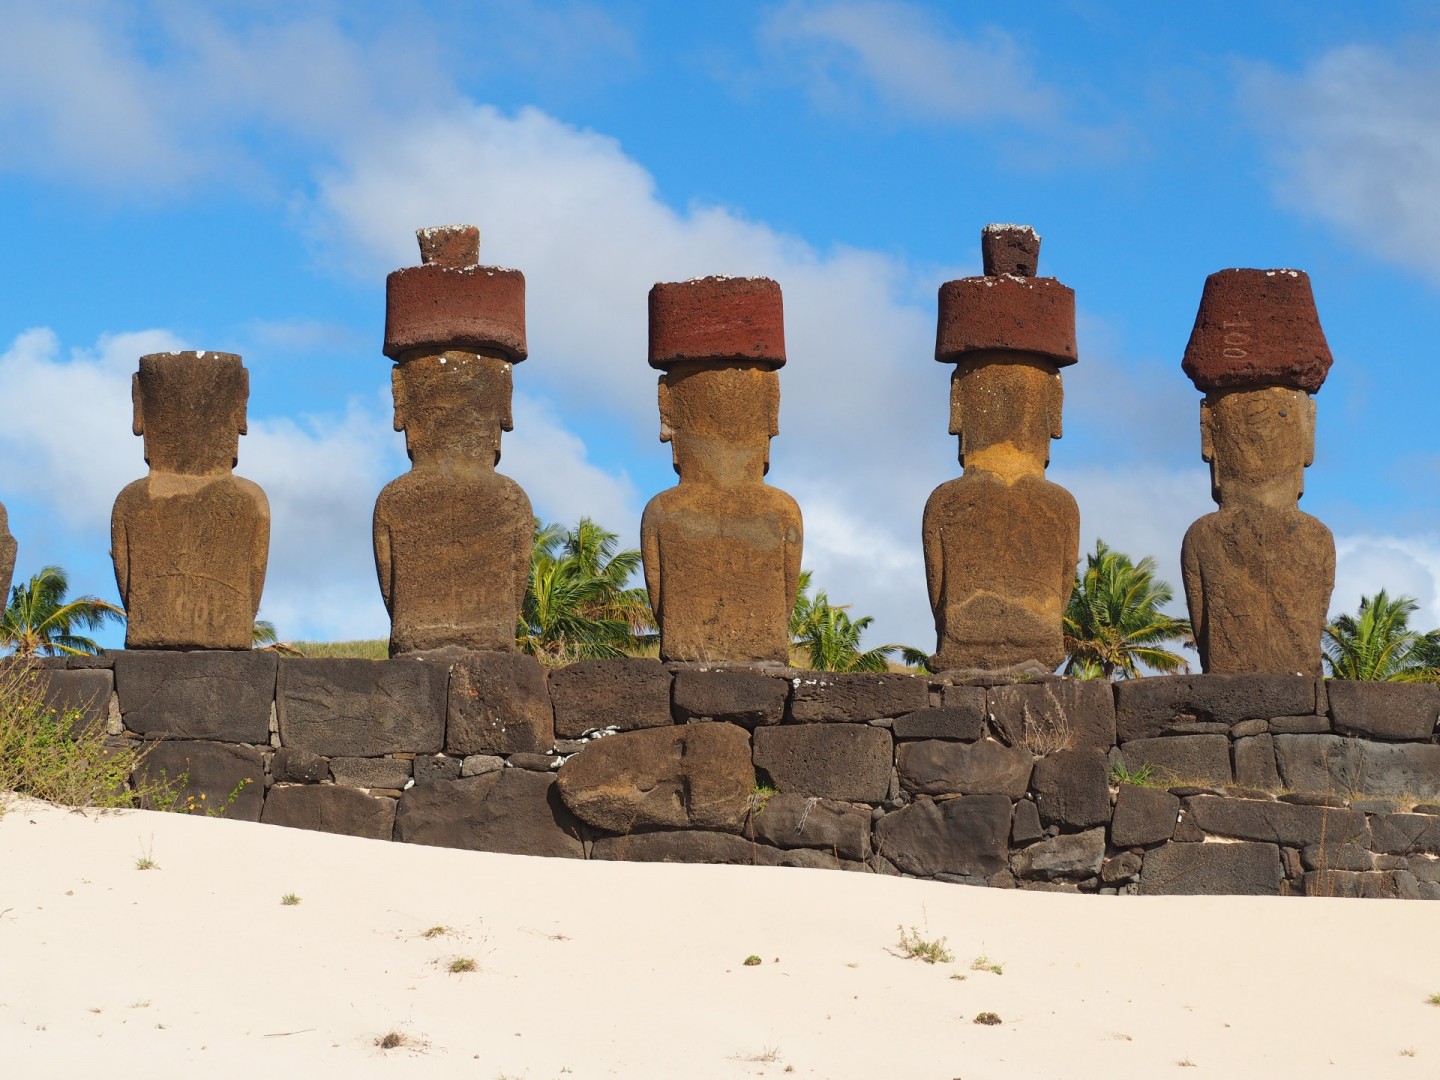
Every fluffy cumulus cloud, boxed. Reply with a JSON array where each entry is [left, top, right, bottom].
[[1244, 39, 1440, 281]]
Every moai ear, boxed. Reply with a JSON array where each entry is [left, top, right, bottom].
[[657, 377, 674, 443], [1199, 398, 1215, 463], [500, 363, 514, 433], [237, 367, 249, 436], [1048, 372, 1064, 440], [131, 372, 144, 436], [391, 366, 408, 433], [766, 372, 781, 438], [948, 369, 965, 437], [1302, 394, 1317, 468]]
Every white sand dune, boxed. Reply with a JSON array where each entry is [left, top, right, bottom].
[[2, 796, 1438, 1078]]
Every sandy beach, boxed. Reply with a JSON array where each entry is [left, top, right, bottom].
[[2, 796, 1437, 1078]]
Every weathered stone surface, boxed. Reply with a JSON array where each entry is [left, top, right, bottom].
[[555, 722, 752, 833], [1012, 828, 1105, 880], [979, 223, 1042, 277], [461, 754, 504, 777], [1011, 799, 1044, 844], [1301, 870, 1421, 899], [261, 783, 396, 840], [271, 746, 329, 784], [508, 753, 557, 771], [1268, 715, 1330, 734], [989, 679, 1117, 754], [1120, 735, 1232, 786], [1140, 841, 1284, 895], [549, 658, 673, 738], [873, 794, 1013, 878], [1274, 734, 1440, 801], [1114, 675, 1315, 741], [113, 351, 269, 649], [384, 232, 527, 362], [1300, 842, 1373, 872], [1327, 680, 1440, 741], [891, 705, 984, 741], [760, 846, 870, 871], [0, 501, 13, 604], [935, 264, 1078, 366], [329, 756, 413, 789], [393, 770, 582, 857], [896, 738, 1032, 797], [1231, 717, 1269, 738], [277, 658, 445, 756], [1233, 734, 1282, 790], [643, 285, 800, 664], [412, 753, 461, 785], [134, 740, 264, 821], [752, 725, 892, 803], [1182, 268, 1332, 393], [671, 669, 787, 727], [1184, 795, 1367, 847], [446, 652, 553, 755], [1102, 850, 1143, 884], [786, 672, 928, 723], [1369, 814, 1440, 856], [592, 829, 760, 865], [1030, 749, 1110, 828], [747, 793, 871, 860], [1111, 784, 1180, 847], [37, 668, 113, 736], [116, 650, 276, 743]]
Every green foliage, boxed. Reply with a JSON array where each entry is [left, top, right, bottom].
[[1323, 591, 1440, 681], [1108, 760, 1159, 786], [281, 892, 301, 906], [894, 925, 953, 964], [970, 955, 1004, 975], [447, 956, 477, 974], [2, 565, 125, 658], [1063, 540, 1192, 679], [791, 571, 926, 672], [518, 518, 655, 664], [743, 955, 762, 966]]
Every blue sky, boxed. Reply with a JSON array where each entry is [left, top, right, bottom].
[[3, 1, 1440, 653]]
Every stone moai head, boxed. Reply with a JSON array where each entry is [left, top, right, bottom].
[[131, 352, 249, 474], [1182, 268, 1332, 508], [935, 225, 1076, 476], [648, 276, 785, 482], [383, 225, 526, 467]]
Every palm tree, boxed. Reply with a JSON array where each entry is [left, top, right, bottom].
[[517, 518, 654, 663], [2, 565, 125, 658], [1322, 591, 1440, 681], [1063, 540, 1191, 679], [790, 572, 927, 672]]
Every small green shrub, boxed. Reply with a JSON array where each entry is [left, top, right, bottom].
[[894, 925, 953, 964], [1109, 761, 1159, 786], [973, 1012, 1002, 1026], [743, 955, 762, 966], [448, 956, 477, 974], [281, 892, 301, 906], [970, 955, 1004, 975]]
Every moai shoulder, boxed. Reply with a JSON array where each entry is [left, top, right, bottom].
[[923, 226, 1080, 674], [111, 351, 270, 649]]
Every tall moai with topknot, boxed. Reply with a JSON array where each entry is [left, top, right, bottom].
[[111, 351, 270, 649], [374, 225, 533, 657], [641, 277, 803, 663], [923, 225, 1080, 672], [1180, 268, 1335, 676]]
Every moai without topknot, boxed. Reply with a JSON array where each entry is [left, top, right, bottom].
[[640, 277, 803, 663], [923, 225, 1080, 673], [1180, 268, 1335, 676], [374, 225, 533, 657], [0, 500, 15, 602], [111, 352, 270, 649]]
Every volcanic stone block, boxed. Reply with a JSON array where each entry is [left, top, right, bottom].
[[891, 705, 984, 741], [648, 276, 785, 368], [896, 738, 1033, 798], [277, 658, 445, 757], [1111, 784, 1180, 847], [1184, 795, 1367, 847], [1300, 842, 1373, 872], [549, 658, 672, 738], [1114, 674, 1315, 742], [393, 770, 583, 857], [1274, 734, 1440, 801], [872, 794, 1013, 878], [115, 650, 276, 743], [935, 273, 1077, 365], [1269, 715, 1330, 734], [412, 753, 462, 785], [671, 669, 787, 727], [446, 652, 553, 755], [592, 830, 759, 865], [134, 740, 264, 821], [746, 793, 872, 860], [1369, 813, 1440, 856], [752, 725, 892, 803], [1140, 841, 1284, 895], [384, 262, 527, 362], [555, 722, 753, 833], [1012, 828, 1106, 881], [787, 672, 929, 723], [112, 351, 270, 650], [1119, 735, 1232, 786], [1300, 869, 1421, 899], [329, 756, 413, 789], [1182, 269, 1332, 392], [36, 668, 113, 736], [1326, 680, 1440, 741], [1030, 748, 1111, 828], [989, 679, 1117, 753], [1233, 733, 1281, 790], [1012, 798, 1044, 843], [271, 746, 328, 784], [261, 783, 396, 840]]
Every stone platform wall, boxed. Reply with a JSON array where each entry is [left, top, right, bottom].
[[36, 653, 1440, 899]]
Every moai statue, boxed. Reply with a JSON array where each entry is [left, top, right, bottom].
[[641, 276, 803, 663], [111, 352, 270, 649], [374, 225, 533, 657], [1180, 268, 1335, 676], [923, 225, 1080, 672], [0, 500, 15, 602]]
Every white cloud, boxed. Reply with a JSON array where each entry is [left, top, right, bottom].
[[1244, 40, 1440, 279], [1332, 533, 1440, 630]]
